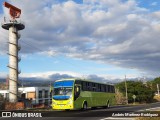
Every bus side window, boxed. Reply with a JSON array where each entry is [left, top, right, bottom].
[[87, 82, 90, 91], [101, 84, 105, 92], [108, 85, 110, 93], [98, 84, 101, 92], [109, 85, 112, 93], [82, 82, 84, 90], [95, 84, 98, 92], [113, 86, 115, 93], [82, 82, 87, 91], [106, 85, 108, 92], [92, 83, 96, 91], [104, 85, 106, 92], [111, 86, 115, 93], [88, 82, 92, 91], [111, 86, 113, 93]]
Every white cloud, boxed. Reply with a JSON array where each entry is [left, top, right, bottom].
[[40, 50, 57, 56], [20, 71, 82, 79], [0, 72, 7, 78], [0, 0, 160, 77], [18, 71, 130, 82], [151, 2, 157, 6]]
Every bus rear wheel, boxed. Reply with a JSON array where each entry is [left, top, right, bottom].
[[106, 101, 110, 108], [107, 102, 110, 108], [103, 101, 110, 109]]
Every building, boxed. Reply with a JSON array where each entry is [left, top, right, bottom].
[[0, 90, 9, 100], [0, 87, 52, 106]]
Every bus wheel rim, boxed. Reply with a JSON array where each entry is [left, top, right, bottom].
[[84, 103, 87, 109], [107, 103, 110, 107]]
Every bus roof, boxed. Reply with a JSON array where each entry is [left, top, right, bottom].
[[54, 78, 114, 86]]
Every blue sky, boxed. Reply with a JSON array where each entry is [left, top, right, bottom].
[[137, 0, 160, 11], [0, 0, 5, 13], [1, 0, 160, 81]]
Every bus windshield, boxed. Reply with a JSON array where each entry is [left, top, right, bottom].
[[53, 80, 74, 100], [54, 87, 72, 96]]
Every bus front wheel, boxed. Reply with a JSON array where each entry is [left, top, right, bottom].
[[82, 102, 87, 110]]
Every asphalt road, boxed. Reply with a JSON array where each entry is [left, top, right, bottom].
[[0, 102, 160, 120]]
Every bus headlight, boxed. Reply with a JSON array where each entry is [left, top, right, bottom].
[[52, 101, 56, 105], [67, 100, 72, 104]]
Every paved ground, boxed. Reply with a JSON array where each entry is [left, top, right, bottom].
[[0, 102, 160, 120]]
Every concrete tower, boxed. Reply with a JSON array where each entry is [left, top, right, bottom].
[[1, 2, 25, 102]]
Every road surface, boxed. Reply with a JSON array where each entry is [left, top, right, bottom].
[[0, 102, 160, 120]]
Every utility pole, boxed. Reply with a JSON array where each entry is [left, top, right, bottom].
[[157, 84, 159, 96], [125, 75, 128, 104]]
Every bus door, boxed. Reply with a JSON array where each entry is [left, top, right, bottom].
[[74, 85, 80, 100]]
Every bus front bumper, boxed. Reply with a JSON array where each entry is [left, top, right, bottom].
[[52, 104, 73, 110]]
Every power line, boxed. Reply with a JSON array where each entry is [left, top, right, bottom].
[[19, 40, 89, 76]]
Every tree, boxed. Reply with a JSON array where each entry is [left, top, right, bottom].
[[148, 77, 160, 92], [115, 81, 154, 103], [115, 89, 126, 104]]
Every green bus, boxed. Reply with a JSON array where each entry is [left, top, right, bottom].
[[52, 78, 115, 110]]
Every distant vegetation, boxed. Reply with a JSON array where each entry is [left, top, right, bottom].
[[147, 77, 160, 92], [0, 78, 52, 89], [115, 77, 160, 104], [1, 77, 160, 104]]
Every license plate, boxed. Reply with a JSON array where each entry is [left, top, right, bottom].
[[60, 105, 64, 107]]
